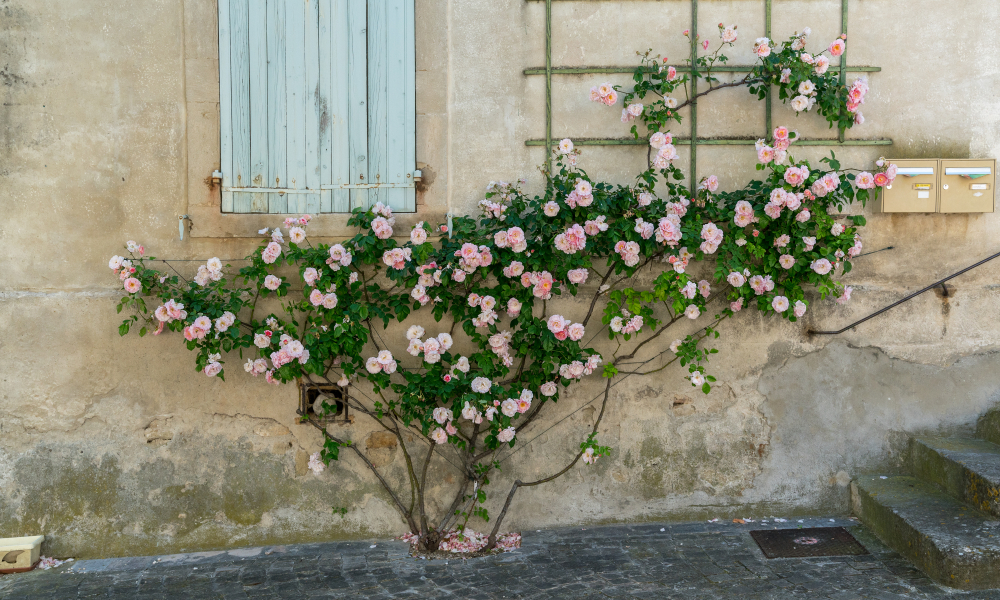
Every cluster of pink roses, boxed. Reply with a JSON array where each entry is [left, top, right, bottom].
[[809, 171, 842, 198], [454, 243, 494, 274], [183, 315, 213, 340], [382, 247, 413, 270], [365, 350, 397, 374], [520, 270, 555, 300], [480, 197, 508, 219], [734, 200, 757, 227], [410, 262, 443, 306], [610, 314, 644, 335], [109, 254, 136, 278], [243, 357, 268, 376], [584, 216, 609, 235], [468, 293, 499, 328], [370, 202, 395, 239], [621, 102, 643, 123], [327, 244, 353, 271], [681, 279, 713, 300], [546, 314, 585, 342], [656, 212, 684, 246], [753, 37, 771, 57], [559, 355, 603, 380], [109, 254, 142, 294], [633, 217, 654, 240], [554, 223, 587, 254], [500, 389, 533, 418], [308, 287, 339, 310], [283, 214, 311, 228], [487, 330, 514, 367], [154, 299, 187, 324], [614, 240, 642, 267], [790, 80, 818, 113], [700, 222, 724, 254], [763, 188, 807, 221], [410, 221, 428, 244], [262, 240, 282, 264], [649, 131, 679, 170], [405, 326, 454, 365], [271, 333, 310, 368], [494, 226, 527, 253], [748, 274, 776, 295], [666, 246, 694, 273], [194, 257, 222, 287], [847, 77, 868, 122], [855, 162, 897, 189], [589, 82, 618, 106], [756, 127, 796, 165], [204, 353, 223, 377], [565, 179, 595, 208]]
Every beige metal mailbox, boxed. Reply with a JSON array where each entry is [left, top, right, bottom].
[[939, 159, 995, 213], [879, 159, 937, 213]]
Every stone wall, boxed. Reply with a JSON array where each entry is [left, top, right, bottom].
[[2, 0, 1000, 558]]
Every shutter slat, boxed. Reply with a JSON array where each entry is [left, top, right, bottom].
[[347, 0, 369, 210], [219, 0, 234, 212], [403, 0, 416, 212], [384, 0, 406, 211], [367, 0, 387, 208], [230, 0, 252, 212], [327, 0, 351, 212], [248, 2, 269, 212], [285, 0, 308, 214], [318, 0, 333, 213], [303, 0, 322, 214], [266, 0, 288, 213]]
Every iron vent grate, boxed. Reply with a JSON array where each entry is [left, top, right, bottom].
[[750, 527, 869, 559]]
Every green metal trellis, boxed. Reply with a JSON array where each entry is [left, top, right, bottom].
[[524, 0, 893, 189]]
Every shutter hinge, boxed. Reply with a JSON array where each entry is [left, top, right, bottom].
[[211, 170, 223, 182], [412, 170, 423, 182]]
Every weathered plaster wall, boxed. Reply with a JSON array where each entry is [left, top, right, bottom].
[[3, 0, 1000, 558]]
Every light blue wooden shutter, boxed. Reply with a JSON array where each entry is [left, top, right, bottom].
[[364, 0, 416, 212], [220, 0, 414, 214]]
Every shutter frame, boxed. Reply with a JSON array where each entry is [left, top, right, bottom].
[[220, 0, 415, 214]]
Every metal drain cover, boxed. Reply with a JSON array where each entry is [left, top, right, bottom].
[[750, 527, 869, 559]]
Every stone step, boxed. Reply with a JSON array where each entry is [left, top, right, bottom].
[[911, 436, 1000, 518], [852, 474, 1000, 590], [978, 408, 1000, 447]]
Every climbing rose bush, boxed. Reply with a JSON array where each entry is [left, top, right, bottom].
[[109, 24, 895, 552]]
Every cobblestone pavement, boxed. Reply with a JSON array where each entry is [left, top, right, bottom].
[[3, 518, 999, 599]]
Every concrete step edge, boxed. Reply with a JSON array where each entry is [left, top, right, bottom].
[[852, 474, 1000, 590], [978, 408, 1000, 447], [911, 436, 1000, 518]]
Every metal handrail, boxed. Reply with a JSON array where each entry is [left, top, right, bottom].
[[809, 249, 1000, 335]]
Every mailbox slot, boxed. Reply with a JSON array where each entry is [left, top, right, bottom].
[[878, 159, 995, 213], [879, 159, 937, 213], [940, 160, 995, 213]]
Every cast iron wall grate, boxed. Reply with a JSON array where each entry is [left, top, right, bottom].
[[750, 527, 868, 559], [298, 383, 349, 424]]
